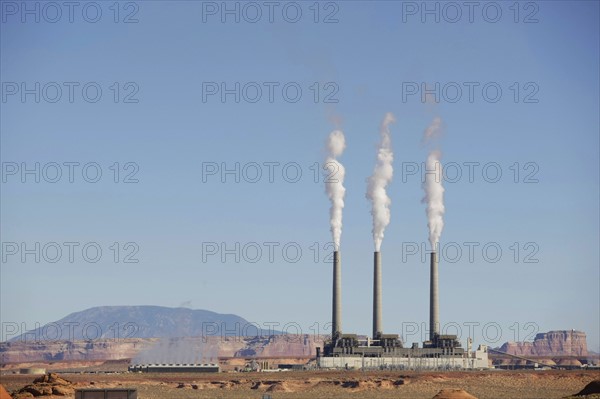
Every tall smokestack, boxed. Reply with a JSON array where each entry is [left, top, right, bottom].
[[430, 251, 439, 340], [332, 250, 342, 339], [324, 128, 346, 341], [421, 116, 444, 342], [373, 251, 382, 339]]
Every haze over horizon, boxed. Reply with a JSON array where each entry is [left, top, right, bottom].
[[1, 1, 598, 353]]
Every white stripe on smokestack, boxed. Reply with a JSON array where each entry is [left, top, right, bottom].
[[430, 251, 439, 340], [332, 250, 342, 338], [373, 251, 382, 339]]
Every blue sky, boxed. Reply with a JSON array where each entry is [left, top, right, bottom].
[[1, 1, 599, 351]]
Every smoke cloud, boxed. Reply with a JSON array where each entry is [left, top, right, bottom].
[[423, 116, 442, 141], [324, 130, 347, 250], [421, 117, 445, 250], [366, 113, 396, 251], [133, 337, 218, 364]]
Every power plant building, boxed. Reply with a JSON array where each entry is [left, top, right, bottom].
[[128, 363, 220, 373], [318, 251, 490, 369]]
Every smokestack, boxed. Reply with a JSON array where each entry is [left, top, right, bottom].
[[332, 250, 342, 339], [373, 251, 382, 339], [430, 251, 439, 340]]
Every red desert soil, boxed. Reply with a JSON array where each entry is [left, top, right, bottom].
[[1, 370, 599, 399], [432, 388, 479, 399]]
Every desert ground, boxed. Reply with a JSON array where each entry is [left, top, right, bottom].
[[2, 369, 600, 399]]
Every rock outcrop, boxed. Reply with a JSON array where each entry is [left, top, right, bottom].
[[574, 379, 600, 396], [0, 385, 11, 399], [12, 373, 74, 398]]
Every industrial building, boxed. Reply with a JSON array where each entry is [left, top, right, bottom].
[[128, 363, 220, 373], [317, 251, 490, 369], [75, 389, 137, 399]]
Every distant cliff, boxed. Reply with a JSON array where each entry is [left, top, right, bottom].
[[499, 330, 588, 357], [0, 335, 326, 364], [0, 338, 154, 363]]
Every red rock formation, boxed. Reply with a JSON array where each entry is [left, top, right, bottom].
[[12, 373, 74, 398], [499, 330, 588, 357], [0, 385, 11, 399]]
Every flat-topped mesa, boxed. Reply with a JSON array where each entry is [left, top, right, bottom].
[[500, 330, 588, 357]]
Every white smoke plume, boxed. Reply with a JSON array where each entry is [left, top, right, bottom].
[[324, 130, 347, 250], [423, 116, 442, 141], [366, 113, 396, 251], [421, 117, 445, 250]]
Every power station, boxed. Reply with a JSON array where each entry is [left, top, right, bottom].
[[317, 250, 490, 369]]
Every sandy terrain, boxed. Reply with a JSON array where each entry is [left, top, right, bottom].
[[2, 369, 599, 399]]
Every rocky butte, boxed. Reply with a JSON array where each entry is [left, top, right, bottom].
[[499, 330, 588, 357]]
